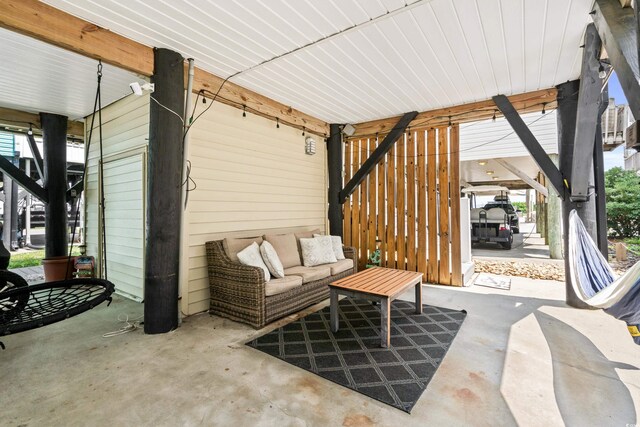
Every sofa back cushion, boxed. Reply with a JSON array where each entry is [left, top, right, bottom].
[[223, 236, 263, 262], [264, 233, 301, 269], [300, 236, 338, 267]]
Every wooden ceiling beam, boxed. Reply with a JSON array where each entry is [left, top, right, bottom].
[[0, 0, 154, 76], [190, 68, 329, 136], [0, 0, 329, 136], [350, 88, 557, 138], [0, 107, 84, 138]]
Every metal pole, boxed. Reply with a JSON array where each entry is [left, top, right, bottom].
[[25, 159, 31, 246]]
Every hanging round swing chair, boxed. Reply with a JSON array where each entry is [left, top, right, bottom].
[[0, 60, 116, 349]]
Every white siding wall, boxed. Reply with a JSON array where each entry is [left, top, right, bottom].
[[85, 94, 149, 299], [183, 101, 327, 314], [460, 110, 558, 161]]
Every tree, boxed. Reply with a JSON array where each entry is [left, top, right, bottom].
[[605, 167, 640, 238]]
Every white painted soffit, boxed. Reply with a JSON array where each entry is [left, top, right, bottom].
[[0, 26, 142, 121], [43, 0, 593, 123]]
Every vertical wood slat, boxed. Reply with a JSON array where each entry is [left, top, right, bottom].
[[427, 129, 439, 283], [343, 140, 351, 246], [406, 129, 416, 272], [396, 133, 406, 271], [450, 124, 462, 286], [368, 138, 377, 260], [351, 140, 360, 264], [359, 139, 368, 270], [386, 144, 396, 268], [438, 127, 451, 285], [377, 136, 386, 267], [417, 130, 427, 280]]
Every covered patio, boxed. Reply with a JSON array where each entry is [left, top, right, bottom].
[[1, 0, 640, 424], [4, 277, 639, 425]]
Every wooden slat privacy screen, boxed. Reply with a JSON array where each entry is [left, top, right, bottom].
[[343, 126, 462, 286]]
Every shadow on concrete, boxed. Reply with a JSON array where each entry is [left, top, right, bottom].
[[535, 311, 638, 426]]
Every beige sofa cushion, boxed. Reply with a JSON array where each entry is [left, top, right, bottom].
[[264, 233, 301, 269], [265, 276, 303, 296], [223, 236, 263, 262], [328, 259, 354, 275], [284, 265, 331, 284]]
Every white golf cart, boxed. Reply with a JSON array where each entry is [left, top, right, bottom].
[[462, 185, 514, 249]]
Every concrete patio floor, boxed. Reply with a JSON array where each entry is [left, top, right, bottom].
[[3, 277, 639, 426]]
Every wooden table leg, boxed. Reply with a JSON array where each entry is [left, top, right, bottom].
[[381, 297, 391, 348], [330, 288, 339, 333], [415, 280, 422, 314]]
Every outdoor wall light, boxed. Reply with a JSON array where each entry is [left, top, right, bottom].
[[305, 136, 316, 155]]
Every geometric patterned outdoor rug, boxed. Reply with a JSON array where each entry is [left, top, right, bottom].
[[247, 298, 467, 413]]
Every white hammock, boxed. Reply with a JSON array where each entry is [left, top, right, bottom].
[[568, 210, 640, 344]]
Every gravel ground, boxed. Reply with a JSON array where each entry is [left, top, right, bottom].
[[474, 259, 565, 281]]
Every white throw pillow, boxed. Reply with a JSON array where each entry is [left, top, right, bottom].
[[237, 242, 270, 282], [300, 236, 337, 267], [260, 241, 285, 278], [314, 234, 345, 260]]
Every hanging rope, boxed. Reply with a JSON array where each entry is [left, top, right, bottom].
[[68, 61, 107, 280]]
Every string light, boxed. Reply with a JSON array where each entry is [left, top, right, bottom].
[[302, 126, 305, 136], [242, 105, 246, 117], [276, 117, 280, 129], [448, 116, 452, 126], [492, 110, 497, 122], [541, 103, 546, 115]]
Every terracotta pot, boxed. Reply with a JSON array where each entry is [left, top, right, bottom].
[[42, 256, 75, 282]]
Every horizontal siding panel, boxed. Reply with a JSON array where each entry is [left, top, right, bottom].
[[460, 110, 558, 161], [185, 101, 327, 314]]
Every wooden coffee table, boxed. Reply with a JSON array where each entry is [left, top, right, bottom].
[[329, 267, 424, 348]]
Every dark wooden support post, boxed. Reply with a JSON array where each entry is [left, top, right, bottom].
[[571, 23, 603, 201], [9, 165, 18, 250], [594, 88, 609, 257], [144, 48, 184, 334], [340, 111, 417, 202], [327, 124, 343, 237], [41, 113, 68, 258], [557, 80, 594, 309], [593, 0, 640, 119], [2, 175, 12, 251], [492, 95, 564, 197]]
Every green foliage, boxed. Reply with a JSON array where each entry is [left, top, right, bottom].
[[605, 167, 640, 238], [511, 201, 527, 214], [8, 247, 81, 269]]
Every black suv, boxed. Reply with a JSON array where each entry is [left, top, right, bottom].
[[482, 201, 520, 233]]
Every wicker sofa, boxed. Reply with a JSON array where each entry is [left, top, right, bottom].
[[206, 235, 357, 329]]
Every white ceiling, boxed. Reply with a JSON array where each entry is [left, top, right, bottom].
[[462, 156, 541, 186], [0, 27, 142, 121], [38, 0, 594, 124]]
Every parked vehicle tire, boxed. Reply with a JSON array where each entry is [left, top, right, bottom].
[[512, 227, 519, 234]]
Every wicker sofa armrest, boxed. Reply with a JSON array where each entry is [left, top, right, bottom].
[[206, 240, 267, 327], [343, 246, 357, 273]]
